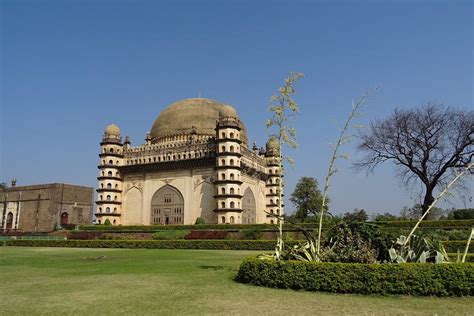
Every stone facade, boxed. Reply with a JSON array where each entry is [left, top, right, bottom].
[[0, 183, 94, 232], [96, 98, 282, 225]]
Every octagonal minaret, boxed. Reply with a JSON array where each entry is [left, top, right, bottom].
[[214, 115, 243, 224], [96, 124, 124, 225], [265, 136, 282, 224]]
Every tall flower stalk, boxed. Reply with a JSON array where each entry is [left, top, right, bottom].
[[266, 72, 304, 260], [405, 162, 474, 245], [315, 87, 379, 259]]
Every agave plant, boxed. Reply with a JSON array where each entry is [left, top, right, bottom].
[[388, 235, 450, 264], [283, 229, 319, 262]]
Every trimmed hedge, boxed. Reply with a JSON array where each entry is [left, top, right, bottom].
[[2, 239, 299, 250], [236, 258, 474, 296], [78, 219, 474, 233], [374, 219, 474, 229], [442, 240, 474, 253]]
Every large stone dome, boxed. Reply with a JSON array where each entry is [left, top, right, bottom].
[[150, 98, 248, 145]]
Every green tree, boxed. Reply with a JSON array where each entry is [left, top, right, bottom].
[[342, 209, 369, 222], [266, 72, 304, 260], [0, 182, 7, 190], [290, 177, 326, 222]]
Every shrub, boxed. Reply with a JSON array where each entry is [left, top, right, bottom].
[[236, 258, 474, 296], [152, 230, 190, 240], [194, 217, 206, 225], [321, 225, 378, 264], [104, 219, 112, 226]]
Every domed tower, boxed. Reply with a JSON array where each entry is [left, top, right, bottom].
[[214, 110, 243, 224], [265, 136, 282, 224], [96, 124, 124, 225]]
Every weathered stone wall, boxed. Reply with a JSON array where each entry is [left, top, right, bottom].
[[0, 184, 93, 232]]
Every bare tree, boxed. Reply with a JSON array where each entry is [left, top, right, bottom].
[[355, 103, 473, 213]]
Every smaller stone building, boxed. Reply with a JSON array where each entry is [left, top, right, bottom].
[[0, 183, 94, 232]]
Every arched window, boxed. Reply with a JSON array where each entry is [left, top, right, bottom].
[[110, 148, 114, 153], [60, 212, 68, 225], [270, 209, 274, 214], [270, 220, 274, 224], [270, 199, 274, 204], [230, 146, 234, 152], [113, 207, 117, 212], [269, 169, 272, 174], [113, 219, 116, 225], [230, 159, 234, 166], [6, 212, 14, 229], [98, 220, 101, 224], [106, 207, 110, 213], [115, 184, 118, 188], [230, 173, 234, 180], [109, 160, 113, 165], [230, 201, 235, 208], [230, 216, 235, 223], [100, 195, 103, 200], [230, 132, 234, 138], [270, 189, 273, 194], [221, 132, 225, 138], [221, 159, 225, 165], [221, 145, 225, 152], [107, 183, 112, 189], [230, 187, 235, 194], [101, 183, 104, 188], [99, 207, 102, 213], [221, 173, 225, 180], [106, 195, 111, 201], [108, 171, 113, 176], [221, 201, 225, 208], [221, 216, 226, 224], [221, 188, 225, 194]]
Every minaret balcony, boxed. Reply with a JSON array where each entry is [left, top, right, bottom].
[[95, 200, 122, 205], [217, 138, 242, 144], [96, 188, 122, 193], [99, 153, 124, 158]]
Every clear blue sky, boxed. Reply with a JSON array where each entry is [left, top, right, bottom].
[[1, 0, 473, 216]]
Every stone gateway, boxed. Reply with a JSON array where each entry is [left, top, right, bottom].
[[95, 98, 281, 225]]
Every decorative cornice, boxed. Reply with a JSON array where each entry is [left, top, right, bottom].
[[119, 157, 215, 175]]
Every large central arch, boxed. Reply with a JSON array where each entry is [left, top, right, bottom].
[[150, 185, 184, 225], [242, 188, 256, 224]]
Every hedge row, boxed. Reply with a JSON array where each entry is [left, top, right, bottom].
[[236, 258, 474, 296], [442, 241, 473, 253], [2, 239, 299, 250], [78, 219, 474, 232], [374, 219, 474, 229]]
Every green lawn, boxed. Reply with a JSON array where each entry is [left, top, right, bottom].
[[0, 247, 472, 315]]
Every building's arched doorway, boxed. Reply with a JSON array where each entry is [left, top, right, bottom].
[[150, 185, 184, 225], [6, 212, 14, 229], [61, 212, 69, 225], [242, 188, 256, 224]]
